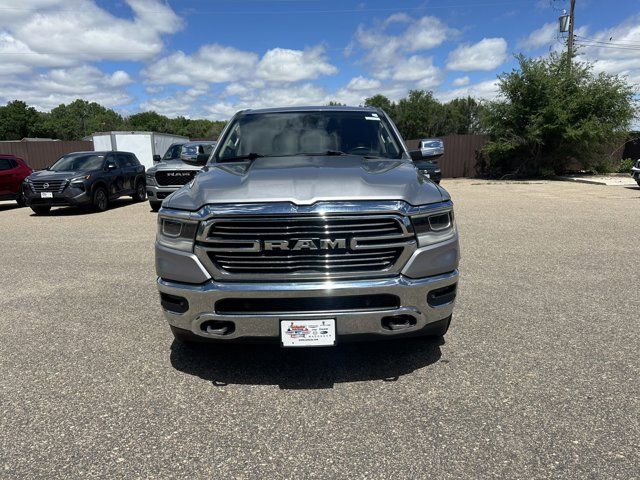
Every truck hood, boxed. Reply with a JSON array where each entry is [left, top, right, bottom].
[[147, 159, 203, 174], [166, 155, 449, 211]]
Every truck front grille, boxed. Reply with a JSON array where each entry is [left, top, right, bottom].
[[30, 180, 66, 192], [155, 170, 198, 186], [196, 215, 416, 280]]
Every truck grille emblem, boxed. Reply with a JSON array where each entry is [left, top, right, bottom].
[[264, 238, 347, 251]]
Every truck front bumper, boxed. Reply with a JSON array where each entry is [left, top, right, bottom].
[[146, 184, 179, 203], [157, 270, 458, 343]]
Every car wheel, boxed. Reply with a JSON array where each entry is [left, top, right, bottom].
[[30, 205, 51, 215], [133, 181, 146, 202], [427, 315, 451, 338], [16, 187, 26, 207], [92, 187, 109, 212], [150, 201, 161, 212]]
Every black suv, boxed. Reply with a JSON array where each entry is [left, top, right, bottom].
[[24, 151, 146, 215]]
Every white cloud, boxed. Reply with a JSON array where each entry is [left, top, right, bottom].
[[256, 46, 337, 82], [143, 44, 258, 85], [392, 56, 443, 89], [437, 79, 500, 103], [4, 0, 182, 71], [518, 22, 558, 50], [0, 65, 133, 110], [447, 37, 508, 71], [452, 76, 470, 87], [352, 13, 456, 80], [345, 76, 381, 91]]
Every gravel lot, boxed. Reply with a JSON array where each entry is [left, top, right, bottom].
[[1, 180, 638, 479]]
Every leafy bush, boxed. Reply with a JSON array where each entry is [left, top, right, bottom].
[[617, 158, 635, 173], [482, 52, 636, 177]]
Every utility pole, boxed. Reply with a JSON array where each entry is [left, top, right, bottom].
[[567, 0, 576, 61]]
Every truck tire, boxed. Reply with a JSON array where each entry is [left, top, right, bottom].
[[92, 186, 109, 212], [30, 205, 51, 215], [132, 181, 146, 202], [16, 186, 26, 207], [427, 315, 451, 338], [150, 201, 161, 212], [170, 326, 204, 346]]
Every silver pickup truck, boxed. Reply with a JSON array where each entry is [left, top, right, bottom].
[[155, 106, 459, 347]]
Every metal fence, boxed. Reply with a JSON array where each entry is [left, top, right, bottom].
[[405, 135, 488, 178], [0, 140, 94, 170]]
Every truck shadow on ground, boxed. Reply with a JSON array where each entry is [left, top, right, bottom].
[[170, 336, 444, 389]]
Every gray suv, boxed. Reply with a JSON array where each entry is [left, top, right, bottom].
[[155, 106, 459, 347], [145, 141, 216, 211]]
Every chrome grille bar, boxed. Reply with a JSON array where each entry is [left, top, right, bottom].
[[194, 214, 417, 281]]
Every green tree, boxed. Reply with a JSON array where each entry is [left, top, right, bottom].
[[126, 111, 170, 132], [364, 94, 395, 116], [0, 100, 41, 140], [482, 52, 636, 176], [44, 99, 124, 140], [443, 97, 486, 135]]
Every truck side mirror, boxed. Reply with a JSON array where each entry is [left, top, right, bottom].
[[196, 153, 210, 164], [153, 154, 161, 163], [106, 161, 117, 171]]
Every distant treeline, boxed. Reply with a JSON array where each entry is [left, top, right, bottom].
[[0, 99, 227, 141]]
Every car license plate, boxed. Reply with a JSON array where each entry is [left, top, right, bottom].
[[280, 319, 336, 347], [40, 192, 53, 198]]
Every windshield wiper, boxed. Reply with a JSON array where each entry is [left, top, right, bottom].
[[219, 152, 264, 162]]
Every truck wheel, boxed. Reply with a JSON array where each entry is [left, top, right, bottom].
[[92, 187, 109, 212], [170, 326, 203, 346], [427, 315, 451, 338], [150, 201, 161, 212], [132, 181, 146, 202], [30, 205, 51, 215]]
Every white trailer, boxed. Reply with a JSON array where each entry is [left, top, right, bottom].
[[91, 132, 189, 169]]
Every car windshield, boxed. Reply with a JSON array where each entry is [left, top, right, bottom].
[[49, 153, 105, 172], [163, 144, 183, 161], [215, 111, 403, 161]]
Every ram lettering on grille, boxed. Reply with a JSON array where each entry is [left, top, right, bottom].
[[195, 215, 416, 280]]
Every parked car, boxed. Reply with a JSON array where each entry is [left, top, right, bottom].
[[632, 159, 640, 186], [23, 151, 146, 215], [0, 154, 32, 207], [410, 138, 444, 183], [145, 141, 217, 212], [155, 106, 459, 346]]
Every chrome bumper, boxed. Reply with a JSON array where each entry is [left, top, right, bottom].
[[146, 184, 180, 200], [157, 270, 458, 342]]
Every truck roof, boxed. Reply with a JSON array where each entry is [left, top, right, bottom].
[[241, 105, 380, 115]]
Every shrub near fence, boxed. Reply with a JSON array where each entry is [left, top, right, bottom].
[[405, 135, 488, 178], [0, 140, 94, 170]]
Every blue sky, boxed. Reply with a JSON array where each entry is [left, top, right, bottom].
[[1, 0, 639, 119]]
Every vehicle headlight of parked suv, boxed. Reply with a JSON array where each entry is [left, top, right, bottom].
[[157, 216, 199, 252], [411, 209, 456, 246]]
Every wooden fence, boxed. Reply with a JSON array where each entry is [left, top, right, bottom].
[[0, 140, 94, 170], [406, 135, 488, 178]]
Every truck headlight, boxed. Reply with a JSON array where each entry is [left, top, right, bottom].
[[411, 209, 456, 246], [157, 217, 199, 252], [146, 173, 156, 185]]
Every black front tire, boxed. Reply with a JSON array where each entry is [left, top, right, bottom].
[[427, 315, 451, 338], [132, 181, 146, 202], [30, 205, 51, 215], [150, 201, 161, 212], [92, 187, 109, 212], [16, 187, 26, 207]]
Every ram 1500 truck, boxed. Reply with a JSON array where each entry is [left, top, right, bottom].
[[155, 106, 459, 347]]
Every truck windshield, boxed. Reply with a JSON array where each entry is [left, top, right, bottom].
[[163, 144, 183, 161], [215, 111, 403, 162], [49, 153, 105, 172]]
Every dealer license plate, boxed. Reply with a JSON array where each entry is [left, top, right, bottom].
[[40, 192, 53, 198], [280, 319, 336, 347]]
